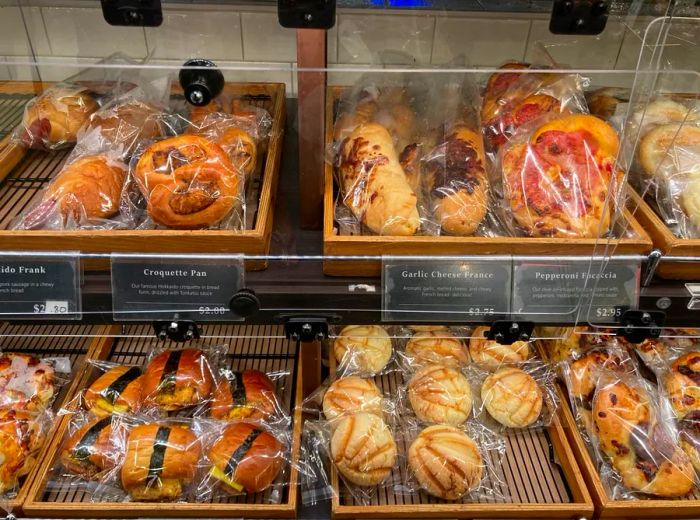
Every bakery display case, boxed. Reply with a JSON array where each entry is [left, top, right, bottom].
[[1, 1, 700, 520]]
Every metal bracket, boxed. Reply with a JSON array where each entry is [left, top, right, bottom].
[[642, 249, 663, 287], [284, 317, 329, 342], [616, 310, 665, 343], [686, 283, 700, 310], [101, 0, 162, 27], [549, 0, 608, 35], [153, 320, 200, 342], [278, 0, 335, 29], [486, 321, 535, 345]]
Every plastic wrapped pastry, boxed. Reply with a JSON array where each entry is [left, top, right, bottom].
[[333, 325, 393, 376], [0, 353, 56, 411], [501, 114, 619, 238], [15, 85, 98, 150], [408, 364, 472, 426], [322, 376, 383, 421], [210, 369, 281, 421], [133, 135, 244, 229], [60, 416, 120, 479], [83, 365, 143, 418], [404, 330, 470, 368], [469, 326, 530, 368], [0, 409, 47, 495]]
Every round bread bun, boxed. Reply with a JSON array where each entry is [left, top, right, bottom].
[[0, 352, 56, 411], [207, 422, 283, 494], [141, 349, 214, 411], [20, 87, 98, 148], [468, 326, 530, 367], [408, 325, 448, 332], [634, 99, 697, 129], [481, 367, 543, 428], [331, 413, 397, 486], [60, 416, 117, 478], [408, 365, 472, 425], [323, 376, 383, 421], [333, 325, 392, 375], [406, 331, 470, 368], [408, 425, 483, 500], [639, 124, 700, 177], [84, 99, 163, 150], [0, 409, 43, 494], [121, 423, 200, 501], [84, 365, 142, 418]]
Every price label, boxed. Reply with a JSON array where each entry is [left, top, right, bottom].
[[0, 252, 81, 320], [512, 259, 640, 323], [382, 257, 512, 322], [111, 254, 245, 321]]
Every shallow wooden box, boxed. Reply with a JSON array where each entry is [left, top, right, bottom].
[[558, 385, 700, 518], [23, 323, 302, 518], [0, 81, 285, 271], [628, 188, 700, 280], [0, 322, 110, 515], [323, 86, 653, 277], [325, 353, 594, 519]]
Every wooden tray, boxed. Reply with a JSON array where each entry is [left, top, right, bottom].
[[0, 81, 286, 271], [628, 187, 700, 280], [0, 322, 109, 515], [23, 323, 302, 518], [325, 352, 594, 519], [323, 86, 653, 277], [558, 385, 700, 518]]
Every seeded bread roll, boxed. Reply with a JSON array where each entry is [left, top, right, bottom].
[[408, 425, 483, 500], [481, 367, 542, 428], [406, 330, 470, 368], [331, 413, 397, 486], [333, 325, 392, 375], [408, 365, 472, 426], [323, 376, 383, 421]]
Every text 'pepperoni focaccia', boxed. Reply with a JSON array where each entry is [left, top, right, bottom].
[[502, 114, 619, 238]]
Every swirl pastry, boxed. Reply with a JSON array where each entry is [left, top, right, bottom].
[[592, 380, 694, 496], [337, 123, 420, 236], [18, 86, 98, 149], [502, 114, 619, 237], [134, 135, 242, 229], [423, 126, 489, 235]]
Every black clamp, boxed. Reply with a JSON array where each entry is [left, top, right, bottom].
[[278, 0, 335, 29], [153, 320, 200, 342], [549, 0, 608, 35], [486, 321, 535, 345], [229, 288, 260, 318], [101, 0, 162, 27], [179, 59, 225, 107], [284, 317, 329, 342], [617, 310, 665, 344]]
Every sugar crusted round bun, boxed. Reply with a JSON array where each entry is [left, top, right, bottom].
[[408, 365, 472, 425], [406, 331, 470, 368], [481, 367, 543, 428], [331, 412, 397, 486], [323, 376, 383, 421], [333, 325, 392, 375], [469, 326, 530, 367], [409, 425, 483, 500]]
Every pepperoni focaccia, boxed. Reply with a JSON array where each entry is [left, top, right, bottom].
[[502, 114, 619, 238], [0, 353, 56, 411]]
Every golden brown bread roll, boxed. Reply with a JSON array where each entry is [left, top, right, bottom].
[[469, 326, 530, 368], [639, 124, 700, 178], [83, 99, 163, 151], [141, 349, 214, 411], [337, 123, 420, 236], [408, 364, 472, 425], [134, 135, 242, 229], [682, 176, 700, 231], [592, 380, 695, 497], [331, 413, 396, 486], [84, 365, 142, 418], [0, 409, 43, 494], [423, 126, 489, 236], [323, 376, 383, 421], [42, 155, 127, 224], [481, 62, 530, 125], [19, 86, 98, 149], [333, 325, 392, 375], [481, 367, 542, 428], [210, 369, 280, 421], [408, 425, 483, 500], [60, 416, 118, 478], [502, 114, 618, 238], [405, 330, 470, 368], [586, 88, 629, 119], [207, 422, 283, 494], [121, 423, 200, 501]]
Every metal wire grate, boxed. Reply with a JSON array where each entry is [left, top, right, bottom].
[[338, 370, 573, 507], [0, 93, 31, 139], [37, 324, 299, 507]]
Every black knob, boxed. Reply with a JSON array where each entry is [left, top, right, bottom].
[[179, 59, 224, 107], [229, 288, 260, 318]]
